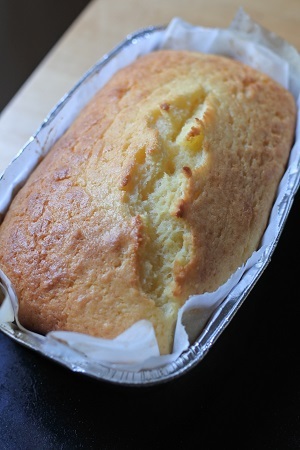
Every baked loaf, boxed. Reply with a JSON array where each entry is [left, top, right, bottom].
[[0, 50, 296, 354]]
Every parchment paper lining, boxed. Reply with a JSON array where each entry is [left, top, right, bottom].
[[0, 10, 299, 373]]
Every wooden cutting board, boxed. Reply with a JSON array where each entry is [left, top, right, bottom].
[[0, 0, 299, 174]]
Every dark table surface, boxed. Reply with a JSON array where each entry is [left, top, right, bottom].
[[1, 1, 300, 449]]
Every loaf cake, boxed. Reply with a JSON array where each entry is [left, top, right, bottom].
[[0, 50, 296, 355]]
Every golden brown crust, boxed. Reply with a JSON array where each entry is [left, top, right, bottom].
[[0, 50, 296, 354]]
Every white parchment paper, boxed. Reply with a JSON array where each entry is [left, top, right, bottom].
[[1, 10, 300, 372]]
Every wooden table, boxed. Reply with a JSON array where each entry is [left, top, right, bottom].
[[0, 0, 299, 173], [1, 1, 300, 449]]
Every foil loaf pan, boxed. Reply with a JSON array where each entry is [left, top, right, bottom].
[[0, 10, 300, 386]]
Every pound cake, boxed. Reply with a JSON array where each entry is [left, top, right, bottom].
[[0, 50, 296, 355]]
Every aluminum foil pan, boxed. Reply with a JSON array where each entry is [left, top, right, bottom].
[[1, 12, 300, 385]]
